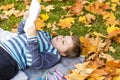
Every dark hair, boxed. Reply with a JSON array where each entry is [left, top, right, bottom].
[[65, 36, 82, 57]]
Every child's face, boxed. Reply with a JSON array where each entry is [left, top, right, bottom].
[[52, 35, 74, 56]]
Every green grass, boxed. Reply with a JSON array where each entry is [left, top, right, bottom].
[[0, 0, 120, 59]]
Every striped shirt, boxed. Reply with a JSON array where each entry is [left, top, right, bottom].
[[0, 31, 61, 70]]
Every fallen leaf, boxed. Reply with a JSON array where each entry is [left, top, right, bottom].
[[69, 0, 83, 15], [0, 14, 9, 20], [35, 18, 45, 30], [58, 17, 75, 28], [40, 13, 49, 21], [0, 3, 14, 10], [45, 5, 55, 12]]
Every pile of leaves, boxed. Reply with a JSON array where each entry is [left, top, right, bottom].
[[65, 27, 120, 80]]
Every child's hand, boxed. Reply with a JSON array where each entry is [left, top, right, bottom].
[[25, 26, 37, 38], [23, 11, 29, 20]]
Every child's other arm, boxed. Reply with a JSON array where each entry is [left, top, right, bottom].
[[17, 11, 29, 34]]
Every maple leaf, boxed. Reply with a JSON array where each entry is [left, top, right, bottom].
[[105, 12, 120, 26], [106, 60, 120, 70], [85, 1, 110, 15], [78, 16, 88, 25], [75, 62, 89, 71], [107, 29, 120, 39], [14, 10, 24, 17], [3, 8, 21, 17], [58, 17, 75, 29], [107, 26, 120, 34], [0, 14, 9, 20], [91, 32, 106, 38], [90, 69, 109, 79], [78, 14, 96, 25], [45, 5, 55, 12], [80, 34, 106, 56], [111, 0, 119, 3], [85, 13, 96, 24], [69, 0, 83, 16], [111, 3, 117, 11], [99, 53, 115, 62], [42, 0, 53, 2], [65, 72, 86, 80], [0, 3, 14, 11], [40, 13, 49, 21], [51, 22, 59, 31], [35, 18, 45, 30]]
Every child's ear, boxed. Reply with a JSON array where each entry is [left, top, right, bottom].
[[60, 52, 67, 56]]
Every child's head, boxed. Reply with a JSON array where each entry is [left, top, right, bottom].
[[52, 35, 82, 58]]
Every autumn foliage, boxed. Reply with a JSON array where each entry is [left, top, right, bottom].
[[1, 0, 120, 80]]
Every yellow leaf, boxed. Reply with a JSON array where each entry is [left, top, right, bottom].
[[107, 26, 120, 33], [40, 13, 49, 21], [92, 32, 106, 38], [113, 76, 120, 80], [78, 16, 88, 24], [58, 17, 75, 28], [111, 0, 119, 3], [111, 3, 117, 11]]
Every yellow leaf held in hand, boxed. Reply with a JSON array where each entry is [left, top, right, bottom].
[[40, 13, 49, 21], [58, 17, 75, 29]]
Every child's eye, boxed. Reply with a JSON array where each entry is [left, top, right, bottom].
[[62, 41, 64, 45]]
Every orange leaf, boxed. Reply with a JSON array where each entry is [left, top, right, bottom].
[[35, 18, 45, 30], [85, 1, 110, 15], [69, 0, 83, 16]]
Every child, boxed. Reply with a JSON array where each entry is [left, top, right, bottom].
[[0, 1, 82, 80]]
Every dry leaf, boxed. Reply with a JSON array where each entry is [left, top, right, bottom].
[[58, 17, 75, 29], [75, 62, 89, 71], [42, 0, 53, 2], [0, 3, 14, 10], [0, 14, 9, 20], [45, 5, 55, 12], [35, 18, 45, 30], [85, 1, 110, 15], [69, 0, 83, 15], [85, 13, 96, 24], [51, 22, 58, 31]]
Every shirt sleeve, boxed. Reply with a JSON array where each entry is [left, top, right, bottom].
[[26, 37, 61, 69], [17, 19, 26, 34]]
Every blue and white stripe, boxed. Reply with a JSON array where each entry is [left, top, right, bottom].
[[0, 31, 60, 70]]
